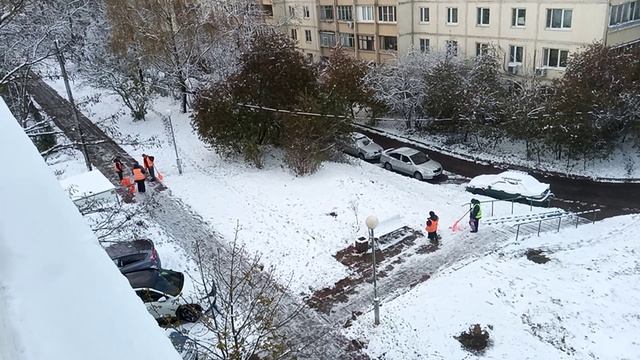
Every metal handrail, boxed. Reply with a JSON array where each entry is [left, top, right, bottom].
[[463, 194, 552, 217], [514, 209, 601, 241]]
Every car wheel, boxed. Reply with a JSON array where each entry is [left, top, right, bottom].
[[358, 153, 365, 160], [177, 304, 203, 323], [414, 172, 423, 181], [384, 162, 392, 170]]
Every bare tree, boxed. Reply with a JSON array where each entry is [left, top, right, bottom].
[[185, 225, 303, 360]]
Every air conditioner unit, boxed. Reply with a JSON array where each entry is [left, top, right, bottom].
[[507, 64, 521, 75], [535, 67, 547, 77]]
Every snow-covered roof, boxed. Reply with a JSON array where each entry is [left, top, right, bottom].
[[59, 169, 115, 201], [0, 97, 181, 360], [467, 170, 550, 198]]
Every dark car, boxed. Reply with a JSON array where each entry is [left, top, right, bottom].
[[105, 239, 161, 274], [124, 269, 202, 323]]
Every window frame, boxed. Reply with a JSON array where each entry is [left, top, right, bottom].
[[446, 40, 458, 56], [512, 8, 526, 27], [339, 33, 355, 48], [319, 6, 334, 21], [290, 28, 297, 41], [380, 36, 398, 51], [476, 42, 489, 56], [419, 7, 430, 23], [447, 7, 459, 25], [509, 45, 524, 65], [477, 7, 490, 26], [305, 29, 312, 43], [288, 6, 295, 17], [546, 8, 572, 29], [378, 6, 397, 23], [303, 6, 310, 18], [319, 31, 336, 47], [337, 5, 353, 21], [358, 35, 375, 51], [419, 38, 430, 53], [357, 5, 374, 22], [542, 48, 569, 68]]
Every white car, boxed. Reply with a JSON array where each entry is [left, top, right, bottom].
[[380, 147, 443, 180], [344, 132, 383, 160], [125, 269, 203, 323]]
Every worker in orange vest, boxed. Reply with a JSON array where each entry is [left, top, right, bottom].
[[132, 161, 146, 193], [113, 157, 124, 181], [142, 154, 156, 181], [425, 211, 439, 244]]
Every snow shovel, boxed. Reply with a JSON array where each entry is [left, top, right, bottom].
[[450, 209, 471, 232], [155, 169, 164, 182]]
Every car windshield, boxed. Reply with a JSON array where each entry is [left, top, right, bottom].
[[154, 270, 184, 296], [409, 152, 430, 165]]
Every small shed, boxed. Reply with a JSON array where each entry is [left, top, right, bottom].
[[59, 169, 118, 207]]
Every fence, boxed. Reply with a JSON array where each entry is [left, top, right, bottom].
[[513, 209, 600, 241], [463, 195, 553, 218]]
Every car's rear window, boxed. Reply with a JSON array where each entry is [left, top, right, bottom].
[[410, 152, 429, 165], [154, 270, 184, 296]]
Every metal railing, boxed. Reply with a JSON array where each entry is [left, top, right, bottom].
[[513, 209, 601, 241], [464, 195, 553, 217]]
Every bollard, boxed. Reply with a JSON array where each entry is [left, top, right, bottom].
[[515, 224, 521, 241], [557, 217, 562, 232], [537, 221, 542, 236]]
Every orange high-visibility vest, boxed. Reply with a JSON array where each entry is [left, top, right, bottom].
[[143, 156, 154, 169], [426, 219, 439, 233], [133, 168, 145, 181]]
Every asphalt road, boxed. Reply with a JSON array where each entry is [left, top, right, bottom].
[[359, 129, 640, 219]]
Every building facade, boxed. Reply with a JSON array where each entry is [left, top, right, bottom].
[[264, 0, 640, 78]]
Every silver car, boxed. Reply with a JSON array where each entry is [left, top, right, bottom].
[[380, 147, 443, 180], [344, 132, 383, 160]]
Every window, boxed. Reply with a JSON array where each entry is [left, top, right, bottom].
[[337, 6, 353, 21], [289, 6, 295, 17], [610, 1, 640, 26], [380, 36, 397, 51], [378, 6, 396, 22], [389, 153, 401, 160], [512, 8, 526, 27], [319, 31, 336, 47], [303, 6, 310, 18], [546, 9, 572, 29], [476, 42, 489, 56], [136, 290, 165, 303], [400, 155, 411, 164], [262, 5, 273, 17], [543, 48, 569, 68], [419, 38, 430, 53], [357, 5, 374, 22], [446, 40, 458, 56], [419, 7, 430, 23], [339, 33, 355, 48], [509, 45, 524, 64], [447, 7, 458, 24], [305, 30, 312, 42], [320, 6, 333, 21], [291, 29, 297, 41], [358, 35, 375, 51], [477, 8, 490, 25]]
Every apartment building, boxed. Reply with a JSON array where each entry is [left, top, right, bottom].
[[264, 0, 640, 78]]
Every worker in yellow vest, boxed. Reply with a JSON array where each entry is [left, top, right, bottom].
[[469, 199, 482, 233]]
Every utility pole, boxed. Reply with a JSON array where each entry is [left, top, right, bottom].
[[55, 40, 92, 171], [166, 110, 183, 175]]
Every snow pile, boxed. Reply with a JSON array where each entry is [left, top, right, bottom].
[[0, 98, 180, 360], [468, 171, 550, 198], [344, 214, 640, 359]]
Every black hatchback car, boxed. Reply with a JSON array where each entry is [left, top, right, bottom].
[[105, 239, 161, 274]]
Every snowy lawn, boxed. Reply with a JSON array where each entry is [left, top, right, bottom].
[[44, 77, 560, 296], [365, 120, 640, 181], [344, 214, 640, 359]]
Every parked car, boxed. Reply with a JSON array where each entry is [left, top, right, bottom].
[[343, 132, 383, 160], [466, 170, 554, 206], [105, 239, 161, 274], [380, 147, 443, 180], [125, 268, 203, 323]]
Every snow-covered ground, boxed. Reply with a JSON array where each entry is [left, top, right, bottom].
[[365, 120, 640, 181], [0, 97, 181, 360], [44, 77, 546, 296], [344, 214, 640, 359]]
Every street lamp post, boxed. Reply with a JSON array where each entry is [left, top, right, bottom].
[[366, 215, 380, 325], [166, 110, 183, 175]]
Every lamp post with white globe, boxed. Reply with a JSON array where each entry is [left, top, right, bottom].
[[366, 215, 380, 325]]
